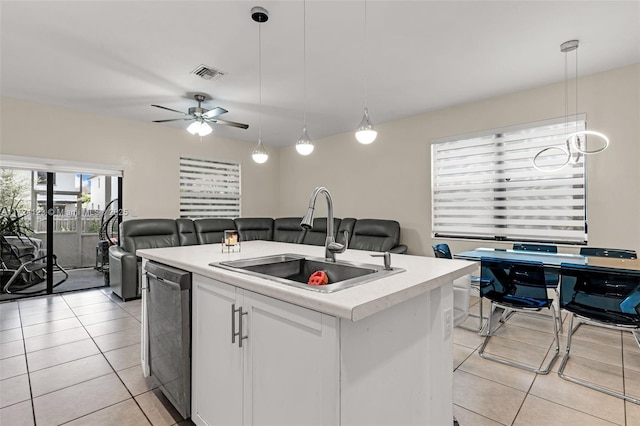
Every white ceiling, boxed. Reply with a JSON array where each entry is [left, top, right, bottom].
[[1, 1, 639, 147]]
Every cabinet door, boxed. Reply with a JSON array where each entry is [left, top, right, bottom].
[[242, 290, 339, 426], [192, 275, 243, 426]]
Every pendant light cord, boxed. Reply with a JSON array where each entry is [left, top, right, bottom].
[[303, 0, 307, 126], [363, 0, 368, 108], [259, 20, 263, 143]]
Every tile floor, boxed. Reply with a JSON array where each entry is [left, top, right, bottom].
[[1, 288, 639, 425], [0, 287, 192, 426]]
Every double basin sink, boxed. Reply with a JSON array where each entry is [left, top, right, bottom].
[[210, 253, 404, 293]]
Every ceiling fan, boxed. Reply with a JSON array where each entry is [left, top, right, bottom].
[[152, 94, 249, 136]]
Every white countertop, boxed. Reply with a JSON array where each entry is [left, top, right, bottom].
[[137, 241, 476, 321]]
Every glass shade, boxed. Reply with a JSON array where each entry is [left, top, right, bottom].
[[252, 139, 269, 164], [187, 120, 212, 137], [355, 107, 377, 144], [296, 125, 314, 155]]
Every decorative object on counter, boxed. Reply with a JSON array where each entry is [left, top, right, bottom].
[[251, 6, 270, 164], [222, 230, 241, 253], [296, 0, 314, 156], [354, 0, 377, 145], [533, 40, 609, 172]]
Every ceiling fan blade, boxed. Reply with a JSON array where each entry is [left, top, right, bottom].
[[151, 104, 188, 115], [153, 118, 191, 123], [203, 107, 228, 118], [206, 118, 249, 129]]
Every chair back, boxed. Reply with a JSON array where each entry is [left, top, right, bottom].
[[559, 264, 640, 326], [513, 243, 558, 253], [480, 258, 551, 309], [432, 243, 453, 259], [579, 247, 638, 259]]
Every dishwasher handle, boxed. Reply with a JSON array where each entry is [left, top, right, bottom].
[[146, 271, 182, 291]]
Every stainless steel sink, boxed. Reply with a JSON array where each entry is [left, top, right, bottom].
[[209, 253, 404, 293]]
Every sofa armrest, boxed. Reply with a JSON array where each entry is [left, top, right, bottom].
[[389, 245, 408, 254], [108, 245, 140, 300]]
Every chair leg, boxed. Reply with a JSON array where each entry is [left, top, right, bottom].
[[457, 290, 485, 333], [558, 314, 640, 405], [478, 302, 560, 374]]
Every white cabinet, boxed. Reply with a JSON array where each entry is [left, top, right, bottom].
[[191, 274, 339, 426]]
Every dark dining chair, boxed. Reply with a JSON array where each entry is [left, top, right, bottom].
[[478, 257, 560, 374], [432, 243, 488, 331], [558, 263, 640, 404], [513, 242, 563, 331], [579, 247, 638, 259]]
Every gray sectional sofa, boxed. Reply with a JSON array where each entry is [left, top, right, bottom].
[[108, 216, 406, 300]]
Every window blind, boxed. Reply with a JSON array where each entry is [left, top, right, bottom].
[[431, 117, 587, 244], [179, 156, 241, 219]]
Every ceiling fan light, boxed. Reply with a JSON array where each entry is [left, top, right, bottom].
[[296, 125, 314, 155], [355, 108, 377, 144], [198, 122, 213, 136], [186, 121, 202, 135], [252, 139, 269, 164]]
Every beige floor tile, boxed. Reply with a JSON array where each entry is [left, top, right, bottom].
[[120, 303, 142, 317], [18, 300, 69, 317], [481, 333, 554, 370], [21, 316, 82, 338], [529, 371, 625, 424], [452, 404, 503, 426], [0, 374, 31, 409], [458, 351, 536, 392], [104, 343, 141, 371], [0, 301, 19, 312], [30, 353, 113, 397], [136, 388, 184, 426], [117, 364, 159, 396], [20, 308, 75, 327], [1, 339, 25, 360], [567, 337, 623, 367], [0, 400, 34, 426], [0, 307, 20, 320], [626, 401, 640, 425], [490, 321, 557, 349], [513, 394, 619, 426], [84, 316, 141, 338], [33, 373, 130, 426], [453, 326, 484, 350], [0, 317, 22, 331], [70, 301, 122, 316], [570, 323, 623, 348], [623, 340, 640, 373], [453, 369, 526, 425], [0, 354, 27, 380], [24, 326, 89, 353], [453, 344, 475, 370], [0, 327, 22, 344], [560, 353, 624, 392], [94, 325, 140, 352], [62, 291, 112, 307], [502, 309, 562, 335], [623, 367, 640, 399], [26, 338, 100, 372], [77, 308, 131, 326], [65, 399, 151, 426], [17, 295, 65, 310]]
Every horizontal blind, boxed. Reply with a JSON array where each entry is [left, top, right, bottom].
[[432, 118, 587, 243], [179, 156, 240, 219]]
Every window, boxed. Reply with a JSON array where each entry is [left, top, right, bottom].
[[431, 116, 587, 244], [179, 156, 241, 219]]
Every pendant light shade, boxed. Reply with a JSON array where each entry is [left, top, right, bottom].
[[186, 120, 212, 137], [296, 125, 314, 155], [252, 138, 269, 164], [355, 107, 377, 144]]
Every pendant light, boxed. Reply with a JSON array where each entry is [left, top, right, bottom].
[[296, 0, 314, 156], [355, 0, 377, 145], [251, 6, 269, 164], [533, 39, 609, 171], [186, 119, 213, 137]]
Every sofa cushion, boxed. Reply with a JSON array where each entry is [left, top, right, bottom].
[[273, 217, 306, 244], [194, 218, 236, 244], [121, 219, 179, 254], [337, 217, 356, 246], [234, 217, 274, 241], [348, 219, 400, 252], [176, 218, 198, 246], [301, 217, 342, 246]]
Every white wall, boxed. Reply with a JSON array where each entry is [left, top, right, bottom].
[[0, 97, 282, 220], [2, 65, 638, 256], [277, 64, 640, 256]]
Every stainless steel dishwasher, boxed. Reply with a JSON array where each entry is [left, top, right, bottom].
[[145, 261, 192, 419]]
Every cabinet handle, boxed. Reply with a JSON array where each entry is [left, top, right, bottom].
[[232, 303, 240, 344], [238, 307, 248, 348]]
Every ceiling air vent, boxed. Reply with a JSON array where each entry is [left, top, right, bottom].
[[191, 64, 225, 81]]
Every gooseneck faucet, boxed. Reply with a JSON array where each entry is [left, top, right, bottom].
[[300, 187, 348, 262]]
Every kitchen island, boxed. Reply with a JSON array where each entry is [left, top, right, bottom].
[[138, 241, 476, 426]]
